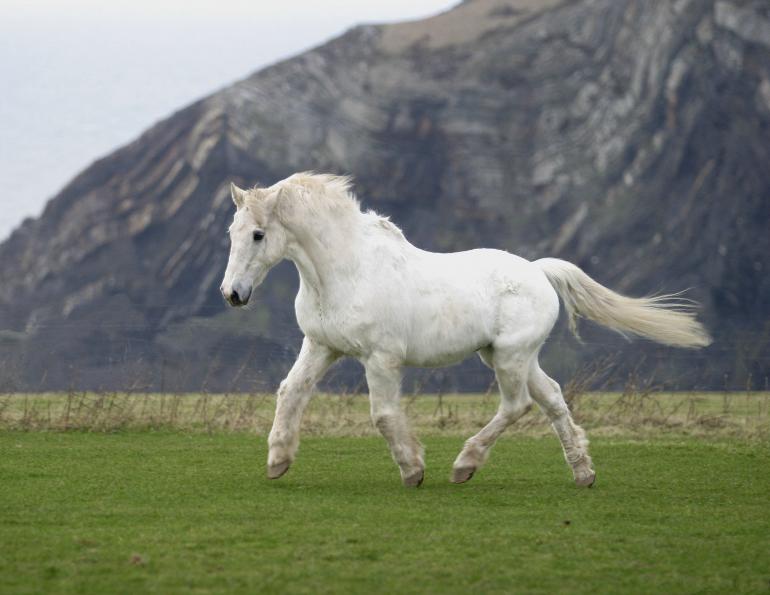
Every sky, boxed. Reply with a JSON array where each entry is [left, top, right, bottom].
[[0, 0, 455, 240]]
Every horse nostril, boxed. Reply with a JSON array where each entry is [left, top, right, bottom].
[[231, 289, 241, 305]]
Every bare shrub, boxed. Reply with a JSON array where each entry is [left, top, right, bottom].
[[0, 368, 767, 439]]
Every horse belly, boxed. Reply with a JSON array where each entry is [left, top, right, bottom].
[[404, 342, 485, 367], [403, 297, 494, 367]]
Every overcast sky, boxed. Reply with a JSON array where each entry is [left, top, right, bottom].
[[0, 1, 453, 22], [0, 1, 455, 239]]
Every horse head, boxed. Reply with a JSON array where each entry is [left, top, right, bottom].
[[220, 182, 286, 307]]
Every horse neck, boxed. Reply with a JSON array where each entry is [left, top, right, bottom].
[[283, 210, 363, 295]]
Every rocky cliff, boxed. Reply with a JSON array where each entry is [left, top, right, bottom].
[[1, 0, 769, 391]]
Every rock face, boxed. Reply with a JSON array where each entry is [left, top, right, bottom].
[[1, 0, 768, 391]]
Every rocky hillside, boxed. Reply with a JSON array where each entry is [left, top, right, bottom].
[[1, 0, 768, 391]]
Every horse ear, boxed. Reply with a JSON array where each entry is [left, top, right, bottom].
[[230, 182, 246, 209]]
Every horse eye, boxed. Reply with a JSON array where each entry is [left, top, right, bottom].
[[252, 230, 265, 242]]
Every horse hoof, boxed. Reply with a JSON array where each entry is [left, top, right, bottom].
[[575, 471, 596, 488], [267, 461, 291, 480], [403, 469, 424, 488], [451, 466, 475, 484]]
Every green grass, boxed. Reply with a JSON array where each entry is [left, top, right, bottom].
[[2, 432, 769, 594]]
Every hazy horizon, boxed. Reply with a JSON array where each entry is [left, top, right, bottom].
[[0, 1, 454, 240]]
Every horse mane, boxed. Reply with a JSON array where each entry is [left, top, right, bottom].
[[281, 172, 360, 214], [270, 171, 406, 241]]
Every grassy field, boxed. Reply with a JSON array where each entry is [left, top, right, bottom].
[[2, 390, 769, 437], [1, 393, 770, 594]]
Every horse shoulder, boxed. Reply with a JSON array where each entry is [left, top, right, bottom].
[[294, 282, 324, 339]]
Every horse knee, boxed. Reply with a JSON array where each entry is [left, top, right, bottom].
[[372, 412, 388, 432], [278, 375, 313, 399], [277, 378, 302, 404], [372, 411, 398, 436]]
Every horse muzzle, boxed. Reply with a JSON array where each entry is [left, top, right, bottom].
[[221, 282, 252, 307]]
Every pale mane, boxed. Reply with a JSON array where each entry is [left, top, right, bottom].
[[276, 172, 406, 240], [282, 172, 360, 215]]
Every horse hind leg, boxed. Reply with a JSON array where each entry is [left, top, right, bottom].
[[451, 349, 532, 483], [528, 363, 595, 487]]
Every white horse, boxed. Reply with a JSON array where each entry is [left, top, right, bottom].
[[220, 173, 711, 487]]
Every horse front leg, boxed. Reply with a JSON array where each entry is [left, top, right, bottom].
[[364, 354, 424, 487], [267, 337, 338, 479]]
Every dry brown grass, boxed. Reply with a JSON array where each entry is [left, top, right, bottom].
[[0, 384, 767, 438]]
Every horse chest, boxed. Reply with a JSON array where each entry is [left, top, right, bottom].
[[295, 292, 366, 355]]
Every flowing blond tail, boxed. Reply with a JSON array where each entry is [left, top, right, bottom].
[[535, 258, 712, 348]]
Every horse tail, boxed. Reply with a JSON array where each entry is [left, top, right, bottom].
[[534, 257, 712, 349]]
